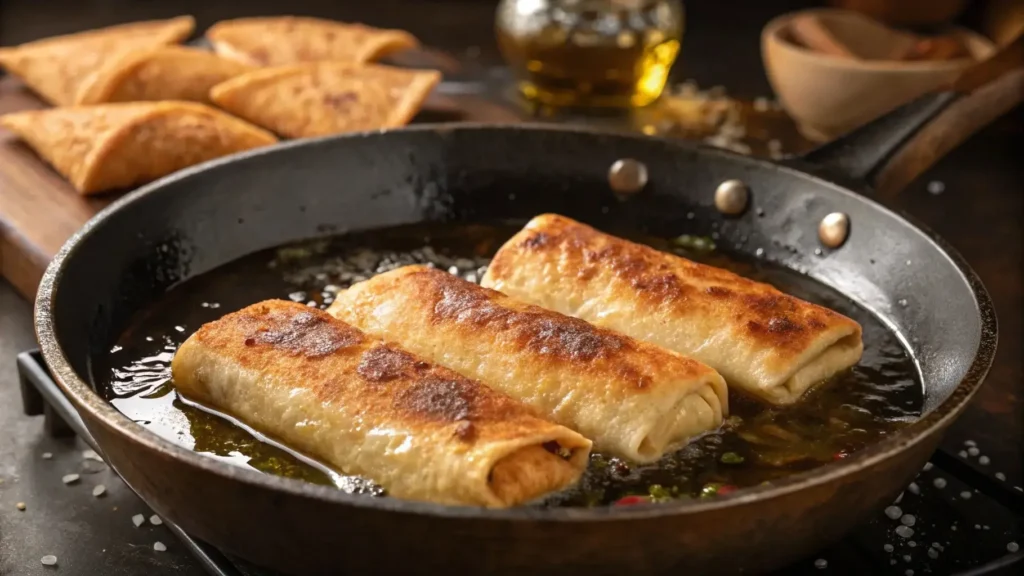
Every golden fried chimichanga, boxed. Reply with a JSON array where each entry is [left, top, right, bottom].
[[75, 46, 253, 105], [205, 16, 419, 67], [481, 214, 865, 405], [0, 102, 277, 195], [327, 266, 728, 463], [209, 62, 440, 139], [0, 16, 195, 106], [171, 300, 591, 508]]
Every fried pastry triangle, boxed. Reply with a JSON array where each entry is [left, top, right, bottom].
[[0, 102, 277, 195], [75, 46, 254, 105], [209, 62, 440, 138], [0, 16, 195, 106], [205, 16, 419, 67]]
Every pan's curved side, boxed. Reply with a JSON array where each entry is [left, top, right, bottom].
[[35, 125, 996, 576]]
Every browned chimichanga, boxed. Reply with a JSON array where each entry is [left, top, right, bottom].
[[481, 214, 864, 405], [171, 300, 591, 508], [328, 266, 728, 463]]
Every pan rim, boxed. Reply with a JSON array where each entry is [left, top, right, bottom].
[[34, 122, 998, 522]]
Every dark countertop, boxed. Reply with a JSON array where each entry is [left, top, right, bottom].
[[1, 1, 1022, 575]]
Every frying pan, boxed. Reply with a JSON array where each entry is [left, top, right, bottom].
[[32, 38, 1023, 576]]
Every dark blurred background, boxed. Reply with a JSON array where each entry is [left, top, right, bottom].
[[0, 0, 1009, 99]]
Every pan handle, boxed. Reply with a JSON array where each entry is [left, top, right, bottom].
[[800, 34, 1024, 197]]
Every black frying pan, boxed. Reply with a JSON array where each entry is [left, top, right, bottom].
[[33, 41, 1024, 576]]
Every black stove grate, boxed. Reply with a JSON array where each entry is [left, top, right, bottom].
[[17, 350, 1024, 576]]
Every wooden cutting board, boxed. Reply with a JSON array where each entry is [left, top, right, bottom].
[[0, 75, 527, 301], [0, 66, 807, 302]]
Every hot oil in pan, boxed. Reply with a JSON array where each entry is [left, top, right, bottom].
[[96, 223, 922, 506]]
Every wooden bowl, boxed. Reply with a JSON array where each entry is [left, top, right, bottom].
[[762, 8, 995, 142], [826, 0, 969, 27]]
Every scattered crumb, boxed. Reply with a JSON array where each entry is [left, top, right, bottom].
[[978, 456, 990, 465], [41, 555, 57, 566], [885, 506, 902, 520], [814, 558, 827, 569], [922, 462, 933, 471], [150, 515, 163, 526], [82, 450, 103, 462], [995, 472, 1006, 481], [967, 447, 980, 457], [62, 474, 80, 485], [884, 544, 894, 552], [964, 440, 975, 447], [42, 452, 53, 460], [901, 514, 916, 527], [153, 541, 167, 552], [958, 450, 968, 458], [1009, 542, 1019, 553], [93, 485, 106, 497], [960, 491, 972, 500], [933, 477, 947, 489], [132, 514, 145, 528], [907, 482, 920, 495], [16, 502, 26, 511]]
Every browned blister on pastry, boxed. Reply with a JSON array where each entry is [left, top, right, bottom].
[[205, 16, 419, 67], [0, 16, 195, 106], [171, 300, 591, 508], [0, 102, 277, 195], [75, 46, 254, 105], [209, 62, 440, 138], [482, 214, 864, 405], [328, 265, 727, 463]]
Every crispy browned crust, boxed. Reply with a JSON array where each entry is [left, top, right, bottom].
[[338, 265, 722, 398], [490, 215, 859, 356], [180, 300, 567, 441], [0, 102, 277, 195], [74, 46, 254, 105], [209, 62, 440, 139], [0, 16, 195, 105], [483, 214, 863, 402], [205, 16, 420, 67]]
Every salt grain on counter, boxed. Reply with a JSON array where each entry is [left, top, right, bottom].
[[907, 482, 920, 495], [964, 440, 976, 447], [901, 514, 916, 527], [82, 450, 103, 462], [960, 491, 972, 500], [959, 450, 968, 458], [967, 447, 980, 457], [150, 515, 163, 526], [908, 541, 916, 547], [41, 452, 52, 460], [41, 555, 57, 566], [896, 526, 915, 538], [922, 462, 933, 472], [928, 548, 939, 559], [132, 514, 145, 527], [1008, 542, 1019, 553], [92, 485, 106, 497], [978, 456, 990, 465], [903, 555, 911, 562], [16, 502, 26, 511], [62, 474, 80, 485], [995, 472, 1006, 481], [885, 506, 903, 520], [906, 570, 914, 576], [814, 559, 827, 569], [933, 477, 947, 489], [884, 544, 894, 552], [153, 542, 167, 552]]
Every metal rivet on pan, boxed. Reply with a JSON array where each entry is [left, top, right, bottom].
[[818, 212, 850, 248], [608, 159, 648, 194], [714, 179, 749, 215]]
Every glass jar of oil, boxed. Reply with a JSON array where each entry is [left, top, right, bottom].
[[496, 0, 684, 108]]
